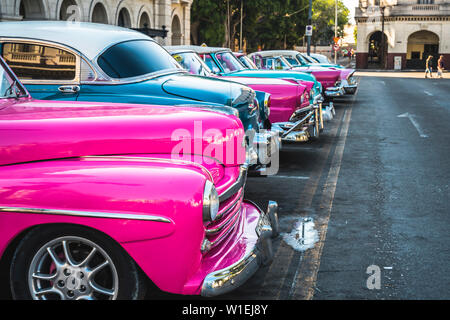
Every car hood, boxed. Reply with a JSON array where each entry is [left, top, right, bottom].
[[220, 76, 297, 87], [161, 73, 251, 107], [0, 98, 245, 167], [292, 66, 341, 81], [228, 69, 316, 83], [309, 63, 345, 69]]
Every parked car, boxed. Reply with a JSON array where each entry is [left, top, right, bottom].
[[233, 51, 335, 124], [255, 50, 358, 95], [169, 46, 335, 131], [167, 47, 321, 142], [248, 51, 347, 98], [0, 55, 279, 300], [0, 21, 276, 167]]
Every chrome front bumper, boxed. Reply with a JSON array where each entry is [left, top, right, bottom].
[[253, 130, 281, 164], [271, 105, 321, 143], [201, 201, 279, 297], [343, 84, 358, 94], [342, 78, 358, 95], [324, 85, 345, 98], [322, 102, 336, 121]]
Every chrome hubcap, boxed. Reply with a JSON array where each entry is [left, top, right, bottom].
[[28, 236, 119, 300]]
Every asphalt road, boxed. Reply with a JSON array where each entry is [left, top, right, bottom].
[[218, 72, 450, 300]]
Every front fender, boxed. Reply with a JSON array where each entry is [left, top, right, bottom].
[[0, 156, 207, 249], [0, 156, 211, 294], [340, 68, 355, 81]]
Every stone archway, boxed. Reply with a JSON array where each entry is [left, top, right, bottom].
[[367, 31, 388, 69], [139, 11, 150, 28], [117, 7, 131, 28], [406, 30, 439, 69], [171, 15, 182, 45], [18, 0, 48, 20], [91, 2, 108, 24]]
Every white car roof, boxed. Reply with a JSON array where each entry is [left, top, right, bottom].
[[0, 21, 151, 60], [165, 45, 231, 55], [251, 50, 299, 58]]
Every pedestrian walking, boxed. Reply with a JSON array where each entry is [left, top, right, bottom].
[[437, 55, 445, 78], [425, 55, 433, 78]]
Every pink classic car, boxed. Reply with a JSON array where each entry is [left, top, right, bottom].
[[248, 51, 347, 98], [0, 57, 278, 299], [166, 47, 322, 142]]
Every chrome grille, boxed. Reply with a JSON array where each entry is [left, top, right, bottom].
[[205, 186, 244, 248]]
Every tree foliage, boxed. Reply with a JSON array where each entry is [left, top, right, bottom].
[[191, 0, 350, 52], [311, 0, 350, 45]]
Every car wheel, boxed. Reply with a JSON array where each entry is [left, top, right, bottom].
[[10, 225, 146, 300]]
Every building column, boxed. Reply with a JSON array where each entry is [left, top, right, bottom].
[[156, 0, 171, 45], [183, 2, 191, 45]]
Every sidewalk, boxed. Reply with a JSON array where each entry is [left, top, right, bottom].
[[355, 70, 449, 79]]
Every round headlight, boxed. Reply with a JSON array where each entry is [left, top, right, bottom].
[[203, 180, 219, 222]]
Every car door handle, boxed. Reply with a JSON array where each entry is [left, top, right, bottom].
[[58, 85, 80, 93]]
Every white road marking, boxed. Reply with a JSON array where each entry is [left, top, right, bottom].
[[268, 175, 310, 180], [397, 113, 429, 138], [424, 90, 433, 96]]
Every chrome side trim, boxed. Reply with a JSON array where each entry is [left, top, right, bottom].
[[0, 206, 172, 223]]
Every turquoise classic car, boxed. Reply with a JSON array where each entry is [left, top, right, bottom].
[[0, 21, 277, 168]]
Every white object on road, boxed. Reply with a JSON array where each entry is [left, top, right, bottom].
[[282, 217, 318, 252]]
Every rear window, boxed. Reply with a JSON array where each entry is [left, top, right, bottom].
[[98, 40, 182, 78]]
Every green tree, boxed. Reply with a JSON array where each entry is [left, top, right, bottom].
[[190, 0, 349, 52], [311, 0, 349, 46]]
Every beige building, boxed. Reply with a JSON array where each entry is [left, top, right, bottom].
[[355, 0, 450, 69], [0, 0, 192, 45]]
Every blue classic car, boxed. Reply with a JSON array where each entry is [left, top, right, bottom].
[[0, 21, 277, 167]]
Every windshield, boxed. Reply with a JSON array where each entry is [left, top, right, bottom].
[[238, 56, 258, 70], [283, 56, 301, 67], [295, 53, 310, 65], [214, 52, 246, 73], [301, 53, 318, 64], [172, 52, 212, 76], [98, 40, 182, 79], [0, 59, 27, 99], [278, 56, 294, 69]]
